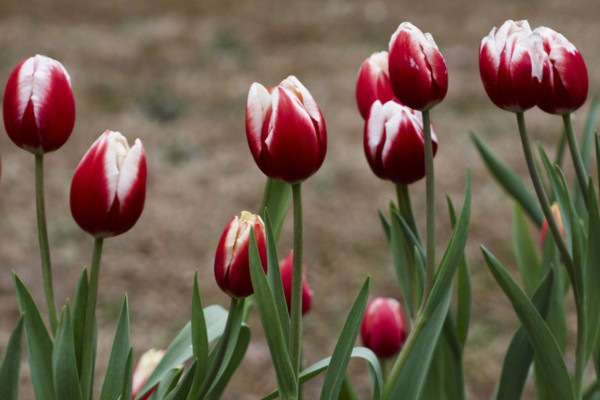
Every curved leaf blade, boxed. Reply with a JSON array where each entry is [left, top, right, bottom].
[[0, 315, 24, 400]]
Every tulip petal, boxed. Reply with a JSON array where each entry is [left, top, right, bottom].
[[246, 83, 272, 161]]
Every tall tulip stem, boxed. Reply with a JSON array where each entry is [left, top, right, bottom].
[[422, 110, 436, 300], [81, 236, 104, 399], [395, 183, 420, 241], [35, 154, 58, 335], [290, 182, 304, 379], [563, 113, 589, 209]]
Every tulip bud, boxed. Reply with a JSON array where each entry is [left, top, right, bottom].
[[214, 211, 268, 298], [70, 130, 147, 238], [364, 100, 437, 184], [3, 55, 75, 154], [534, 27, 588, 114], [131, 348, 165, 400], [479, 20, 550, 112], [245, 76, 327, 183], [388, 22, 448, 111], [279, 251, 313, 315], [361, 297, 407, 358], [540, 202, 566, 248], [356, 52, 398, 120]]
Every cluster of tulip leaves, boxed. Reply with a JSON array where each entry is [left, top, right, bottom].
[[472, 95, 600, 400]]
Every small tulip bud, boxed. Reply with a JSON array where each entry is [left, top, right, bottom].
[[479, 20, 550, 112], [364, 100, 437, 184], [361, 297, 407, 358], [534, 27, 588, 114], [3, 55, 75, 154], [356, 52, 398, 120], [70, 130, 147, 238], [540, 202, 566, 248], [279, 251, 313, 315], [131, 349, 165, 400], [214, 212, 268, 298], [388, 22, 448, 111], [245, 76, 327, 183]]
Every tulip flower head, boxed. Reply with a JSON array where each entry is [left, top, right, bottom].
[[279, 250, 313, 315], [70, 130, 147, 238], [356, 51, 398, 120], [388, 22, 448, 111], [245, 76, 327, 183], [479, 20, 550, 112], [534, 27, 588, 114], [132, 349, 165, 400], [540, 202, 566, 248], [3, 55, 75, 154], [361, 297, 407, 358], [364, 100, 437, 184], [214, 211, 268, 298]]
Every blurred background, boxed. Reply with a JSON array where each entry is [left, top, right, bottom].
[[0, 0, 598, 398]]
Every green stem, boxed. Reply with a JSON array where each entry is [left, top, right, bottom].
[[290, 182, 303, 379], [563, 113, 589, 209], [553, 128, 567, 167], [80, 237, 104, 399], [422, 110, 436, 301], [35, 154, 58, 335], [395, 183, 420, 242], [575, 296, 587, 398], [396, 183, 420, 317]]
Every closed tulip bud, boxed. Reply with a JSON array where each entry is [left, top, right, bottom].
[[279, 251, 313, 315], [356, 52, 398, 120], [3, 55, 75, 154], [540, 202, 566, 248], [534, 27, 588, 114], [361, 297, 407, 358], [364, 100, 437, 184], [214, 211, 268, 298], [70, 130, 147, 238], [388, 22, 448, 111], [132, 349, 165, 400], [246, 76, 327, 183], [479, 20, 550, 112]]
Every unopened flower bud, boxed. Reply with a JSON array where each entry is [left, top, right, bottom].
[[361, 297, 407, 358]]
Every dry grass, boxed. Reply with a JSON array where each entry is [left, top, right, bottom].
[[0, 0, 598, 398]]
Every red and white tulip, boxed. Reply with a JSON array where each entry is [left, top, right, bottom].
[[132, 349, 164, 400], [356, 51, 398, 120], [279, 250, 313, 315]]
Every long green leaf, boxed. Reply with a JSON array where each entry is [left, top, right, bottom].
[[470, 131, 543, 226], [100, 296, 130, 400], [153, 367, 184, 400], [512, 204, 541, 296], [189, 272, 209, 397], [0, 315, 24, 400], [53, 305, 82, 400], [260, 178, 292, 240], [482, 247, 576, 400], [13, 273, 56, 400], [585, 182, 600, 360], [249, 230, 297, 398], [121, 348, 134, 400], [581, 95, 599, 171], [320, 278, 370, 400], [378, 210, 391, 245], [71, 269, 88, 376], [390, 208, 417, 319], [163, 363, 198, 400]]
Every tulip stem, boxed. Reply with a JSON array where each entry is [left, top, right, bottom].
[[35, 153, 58, 335], [553, 128, 567, 167], [563, 113, 589, 209], [290, 182, 304, 380], [395, 183, 420, 242], [80, 236, 104, 400], [422, 109, 436, 301]]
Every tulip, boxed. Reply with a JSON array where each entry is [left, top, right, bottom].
[[534, 27, 588, 115], [361, 297, 407, 358], [214, 211, 268, 298], [356, 51, 398, 120], [479, 20, 550, 112], [245, 76, 327, 183], [132, 349, 165, 400], [540, 202, 566, 248], [70, 130, 147, 238], [364, 100, 437, 184], [279, 251, 313, 315], [3, 55, 75, 153], [388, 22, 448, 111]]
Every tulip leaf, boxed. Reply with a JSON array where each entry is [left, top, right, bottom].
[[53, 304, 82, 400], [121, 348, 134, 400], [482, 247, 576, 400], [596, 135, 600, 195], [390, 208, 418, 319], [320, 277, 370, 400], [261, 347, 383, 400], [13, 273, 56, 400], [260, 178, 292, 241], [470, 131, 543, 227], [585, 181, 600, 360], [573, 96, 599, 213], [71, 269, 88, 377], [540, 234, 567, 353], [248, 229, 297, 398], [189, 272, 209, 395], [153, 367, 184, 399], [494, 268, 554, 400], [136, 305, 229, 400], [163, 362, 198, 400], [378, 209, 391, 245], [0, 315, 24, 400], [512, 204, 541, 296], [99, 296, 130, 400]]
